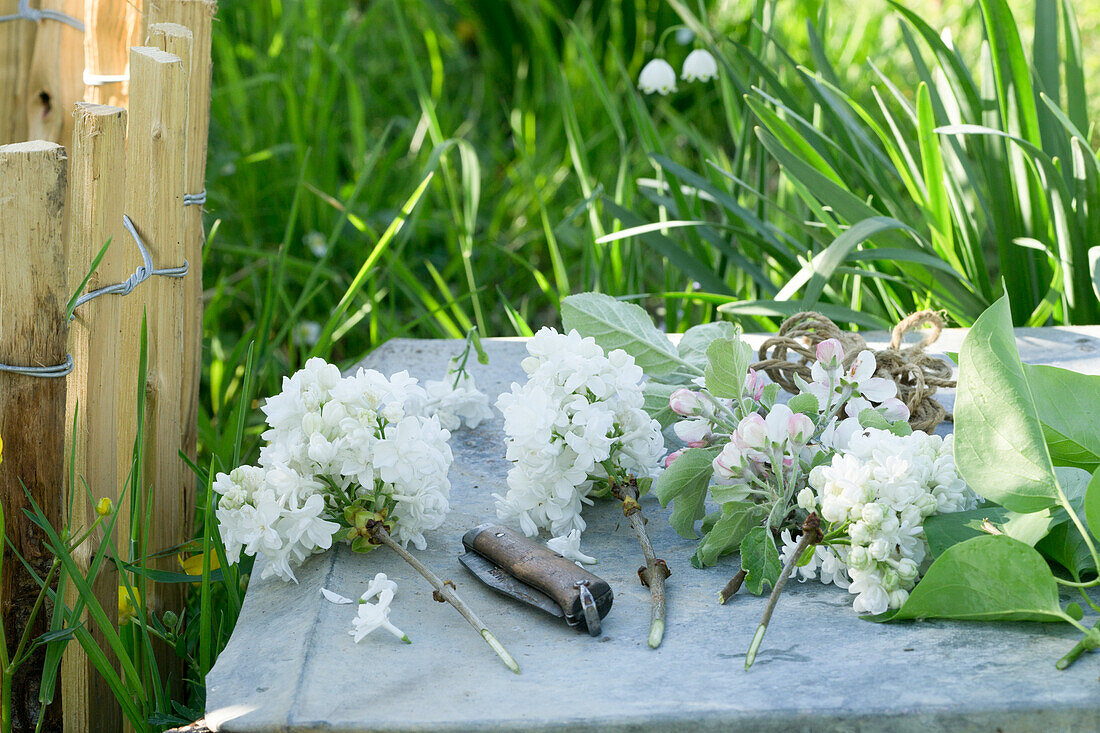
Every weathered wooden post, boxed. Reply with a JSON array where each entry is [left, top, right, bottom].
[[0, 1, 37, 144], [0, 140, 68, 731], [121, 44, 190, 691], [25, 0, 84, 145], [148, 0, 216, 534], [62, 102, 127, 733], [83, 0, 143, 107]]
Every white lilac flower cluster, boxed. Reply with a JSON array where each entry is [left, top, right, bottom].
[[638, 49, 718, 95], [787, 428, 976, 615], [494, 328, 666, 538], [215, 358, 456, 582], [423, 358, 493, 431]]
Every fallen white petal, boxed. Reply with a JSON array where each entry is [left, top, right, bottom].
[[320, 588, 353, 605]]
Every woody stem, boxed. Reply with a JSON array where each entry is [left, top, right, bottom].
[[745, 513, 821, 670], [613, 478, 669, 649], [372, 526, 520, 674]]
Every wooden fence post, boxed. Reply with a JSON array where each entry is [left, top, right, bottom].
[[149, 0, 216, 541], [83, 0, 143, 107], [62, 102, 127, 733], [122, 44, 190, 692], [0, 2, 36, 144], [26, 0, 84, 145], [0, 140, 68, 732]]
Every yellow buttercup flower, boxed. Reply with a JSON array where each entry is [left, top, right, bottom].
[[178, 550, 220, 577], [118, 587, 137, 625]]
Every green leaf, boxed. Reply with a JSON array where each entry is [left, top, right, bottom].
[[1085, 467, 1100, 542], [954, 296, 1061, 513], [678, 322, 740, 372], [642, 382, 678, 428], [879, 535, 1070, 622], [858, 408, 893, 431], [1024, 364, 1100, 471], [924, 507, 1053, 557], [561, 293, 683, 377], [1036, 522, 1098, 581], [740, 526, 781, 595], [691, 502, 767, 568], [653, 447, 719, 538], [704, 337, 752, 399], [787, 392, 819, 415]]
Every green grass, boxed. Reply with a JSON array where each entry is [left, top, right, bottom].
[[14, 0, 1100, 729]]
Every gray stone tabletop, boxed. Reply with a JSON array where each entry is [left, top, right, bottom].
[[205, 327, 1100, 733]]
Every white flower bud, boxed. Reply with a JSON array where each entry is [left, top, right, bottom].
[[847, 546, 872, 570], [880, 569, 900, 591], [860, 502, 886, 526], [796, 487, 816, 511], [895, 558, 919, 581], [888, 588, 910, 609]]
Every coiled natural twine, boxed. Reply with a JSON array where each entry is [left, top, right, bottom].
[[752, 310, 955, 433]]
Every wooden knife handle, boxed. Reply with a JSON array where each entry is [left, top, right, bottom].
[[463, 523, 610, 622]]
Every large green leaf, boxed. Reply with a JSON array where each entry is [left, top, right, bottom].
[[690, 501, 767, 569], [704, 337, 752, 399], [924, 507, 1053, 557], [1036, 522, 1098, 581], [561, 293, 682, 377], [880, 535, 1070, 622], [1085, 467, 1100, 541], [954, 296, 1061, 513], [677, 322, 740, 372], [653, 447, 719, 538], [740, 526, 781, 595], [1024, 364, 1100, 471]]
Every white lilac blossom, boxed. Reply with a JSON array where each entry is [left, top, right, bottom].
[[494, 328, 665, 537], [638, 59, 677, 95], [214, 358, 454, 582], [350, 573, 408, 643], [547, 529, 597, 565], [793, 428, 976, 615], [681, 49, 718, 82], [423, 360, 493, 431]]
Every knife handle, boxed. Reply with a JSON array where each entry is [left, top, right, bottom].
[[462, 523, 610, 623]]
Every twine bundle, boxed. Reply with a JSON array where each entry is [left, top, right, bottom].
[[752, 311, 955, 432]]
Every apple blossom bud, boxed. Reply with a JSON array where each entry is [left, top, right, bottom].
[[713, 442, 745, 480], [787, 412, 815, 446], [743, 369, 765, 401], [669, 388, 705, 417], [736, 413, 768, 450], [816, 338, 844, 369], [664, 448, 687, 468], [673, 418, 710, 448]]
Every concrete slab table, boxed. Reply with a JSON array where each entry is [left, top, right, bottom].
[[206, 327, 1100, 732]]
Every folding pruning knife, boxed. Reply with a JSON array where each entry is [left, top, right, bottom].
[[459, 523, 613, 636]]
